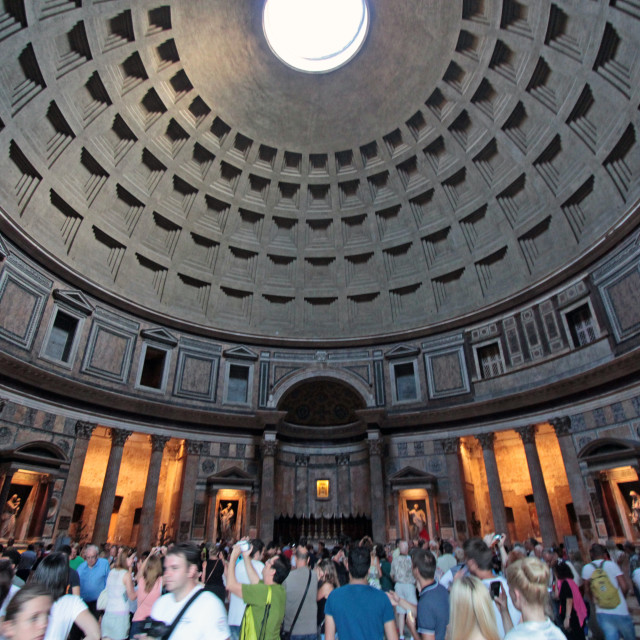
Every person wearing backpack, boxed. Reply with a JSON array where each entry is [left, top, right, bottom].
[[581, 543, 634, 640]]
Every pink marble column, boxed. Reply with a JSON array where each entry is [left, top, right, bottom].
[[92, 428, 131, 544], [259, 436, 277, 542], [137, 434, 169, 551], [476, 433, 509, 540], [440, 437, 468, 539], [177, 440, 203, 541], [367, 431, 386, 543]]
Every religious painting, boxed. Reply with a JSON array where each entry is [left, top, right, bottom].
[[406, 499, 427, 539], [316, 479, 330, 501], [618, 479, 640, 531], [217, 499, 238, 541]]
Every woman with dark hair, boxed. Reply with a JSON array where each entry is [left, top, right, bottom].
[[554, 562, 586, 640], [202, 545, 227, 603], [0, 559, 20, 620], [376, 544, 393, 592], [31, 551, 100, 640], [1, 583, 52, 640]]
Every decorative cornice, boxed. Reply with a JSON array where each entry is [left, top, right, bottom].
[[516, 425, 537, 445], [110, 428, 132, 447], [476, 432, 495, 451], [551, 415, 572, 437], [75, 420, 96, 440], [150, 434, 170, 452], [440, 437, 460, 455]]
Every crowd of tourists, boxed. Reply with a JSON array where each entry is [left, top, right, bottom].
[[0, 532, 637, 640]]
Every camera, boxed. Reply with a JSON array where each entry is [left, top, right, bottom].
[[140, 617, 172, 639], [236, 540, 250, 552]]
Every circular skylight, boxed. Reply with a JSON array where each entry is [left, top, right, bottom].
[[263, 0, 370, 73]]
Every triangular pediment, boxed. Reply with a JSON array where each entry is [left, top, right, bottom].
[[223, 346, 258, 361], [210, 465, 253, 480], [53, 289, 94, 315], [390, 466, 437, 481], [140, 327, 178, 346], [385, 344, 420, 359]]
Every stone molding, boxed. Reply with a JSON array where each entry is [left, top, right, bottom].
[[551, 416, 572, 437], [75, 420, 96, 440], [150, 434, 170, 452], [440, 437, 460, 455], [110, 428, 132, 447], [516, 425, 537, 445], [185, 440, 204, 456], [476, 432, 495, 451]]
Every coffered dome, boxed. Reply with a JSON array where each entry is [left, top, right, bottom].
[[0, 0, 638, 342]]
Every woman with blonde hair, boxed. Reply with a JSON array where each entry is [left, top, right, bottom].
[[129, 550, 163, 639], [447, 575, 500, 640], [496, 557, 564, 639]]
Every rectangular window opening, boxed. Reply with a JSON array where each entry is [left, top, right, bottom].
[[227, 364, 250, 403], [139, 345, 167, 389], [477, 342, 504, 379], [394, 362, 417, 401], [565, 303, 596, 348], [45, 310, 79, 362]]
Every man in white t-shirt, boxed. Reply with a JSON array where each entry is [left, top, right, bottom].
[[227, 538, 265, 640], [581, 543, 634, 640], [145, 542, 229, 640]]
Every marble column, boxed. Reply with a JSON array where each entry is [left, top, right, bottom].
[[335, 453, 351, 516], [294, 455, 309, 516], [92, 428, 132, 543], [367, 431, 386, 543], [137, 434, 169, 551], [0, 472, 15, 526], [551, 416, 596, 542], [177, 440, 202, 541], [56, 421, 96, 535], [440, 437, 468, 539], [516, 425, 557, 546], [31, 477, 53, 538], [426, 489, 438, 540], [259, 436, 277, 542], [476, 433, 509, 540]]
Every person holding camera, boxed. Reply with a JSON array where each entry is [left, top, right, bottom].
[[226, 539, 290, 640], [141, 542, 230, 640]]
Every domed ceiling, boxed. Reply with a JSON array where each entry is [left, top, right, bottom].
[[0, 0, 639, 342]]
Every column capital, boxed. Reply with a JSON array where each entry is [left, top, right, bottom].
[[150, 434, 170, 452], [367, 438, 384, 457], [476, 432, 495, 451], [262, 439, 278, 457], [75, 420, 96, 440], [516, 425, 537, 445], [295, 454, 310, 467], [110, 428, 132, 447], [440, 437, 460, 455], [185, 440, 203, 456], [335, 453, 351, 466], [551, 416, 572, 437]]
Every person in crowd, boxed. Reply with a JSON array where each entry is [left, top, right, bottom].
[[391, 540, 417, 640], [1, 583, 52, 640], [495, 557, 564, 640], [227, 538, 265, 640], [554, 561, 586, 640], [464, 537, 521, 638], [435, 541, 455, 582], [2, 549, 24, 588], [324, 545, 397, 640], [101, 549, 136, 640], [448, 575, 500, 640], [358, 536, 381, 589], [226, 540, 289, 640], [76, 544, 109, 617], [388, 549, 449, 640], [68, 544, 84, 571], [330, 546, 348, 587], [202, 545, 227, 603], [59, 545, 81, 596], [377, 544, 393, 592], [440, 546, 466, 591], [32, 551, 100, 640], [581, 543, 634, 640], [282, 546, 317, 640], [315, 559, 339, 640], [148, 542, 229, 640], [0, 559, 20, 620], [129, 550, 163, 639], [16, 544, 36, 582]]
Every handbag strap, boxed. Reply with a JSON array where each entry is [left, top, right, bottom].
[[256, 586, 272, 640], [205, 558, 220, 584], [286, 570, 312, 635], [166, 588, 205, 639]]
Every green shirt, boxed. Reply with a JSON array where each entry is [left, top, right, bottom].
[[242, 583, 286, 640]]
